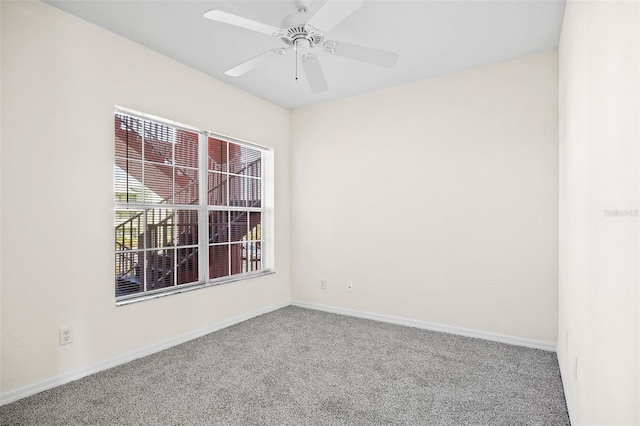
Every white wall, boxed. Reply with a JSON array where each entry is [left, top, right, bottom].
[[290, 51, 559, 343], [558, 1, 639, 424], [0, 1, 290, 396]]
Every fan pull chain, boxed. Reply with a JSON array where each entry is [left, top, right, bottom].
[[294, 40, 299, 83]]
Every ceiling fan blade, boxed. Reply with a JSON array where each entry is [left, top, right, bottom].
[[323, 41, 399, 68], [203, 10, 281, 36], [305, 0, 364, 34], [301, 54, 328, 93], [225, 48, 287, 77]]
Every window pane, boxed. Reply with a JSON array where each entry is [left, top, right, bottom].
[[144, 163, 172, 203], [248, 213, 262, 241], [230, 243, 244, 275], [209, 244, 229, 279], [245, 241, 262, 272], [177, 246, 198, 285], [228, 143, 243, 174], [228, 145, 262, 177], [115, 114, 143, 160], [208, 137, 228, 172], [115, 208, 144, 250], [252, 242, 262, 271], [175, 130, 199, 168], [229, 175, 246, 207], [247, 177, 261, 208], [209, 211, 228, 244], [246, 213, 262, 273], [115, 251, 144, 297], [114, 161, 143, 203], [146, 248, 174, 290], [229, 211, 248, 243], [144, 121, 174, 164], [144, 140, 173, 166], [145, 209, 174, 249], [175, 167, 199, 205], [245, 148, 262, 178], [208, 172, 227, 206], [176, 210, 199, 285], [176, 210, 199, 245]]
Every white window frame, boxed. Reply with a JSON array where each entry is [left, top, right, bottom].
[[114, 106, 272, 305]]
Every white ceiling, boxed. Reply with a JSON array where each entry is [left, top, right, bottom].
[[45, 0, 566, 110]]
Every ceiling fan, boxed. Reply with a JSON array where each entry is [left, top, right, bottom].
[[203, 0, 399, 94]]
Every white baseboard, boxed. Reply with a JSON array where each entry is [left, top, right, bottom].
[[291, 300, 557, 352], [0, 301, 289, 406]]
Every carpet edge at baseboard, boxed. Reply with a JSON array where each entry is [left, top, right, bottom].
[[291, 300, 557, 352]]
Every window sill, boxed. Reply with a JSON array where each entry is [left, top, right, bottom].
[[116, 270, 275, 306]]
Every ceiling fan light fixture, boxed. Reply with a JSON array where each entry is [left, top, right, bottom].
[[280, 10, 312, 29], [295, 38, 312, 49]]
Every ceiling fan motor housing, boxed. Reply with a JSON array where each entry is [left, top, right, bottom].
[[279, 11, 323, 47]]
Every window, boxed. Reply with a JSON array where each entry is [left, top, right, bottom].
[[114, 109, 268, 302]]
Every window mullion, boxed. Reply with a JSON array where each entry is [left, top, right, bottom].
[[261, 152, 266, 269], [143, 210, 148, 293], [172, 136, 177, 288], [141, 128, 147, 293], [199, 133, 208, 284], [226, 142, 230, 208], [226, 142, 231, 276]]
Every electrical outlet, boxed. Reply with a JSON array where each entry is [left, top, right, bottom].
[[59, 327, 73, 346], [346, 281, 353, 291], [321, 279, 326, 289]]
